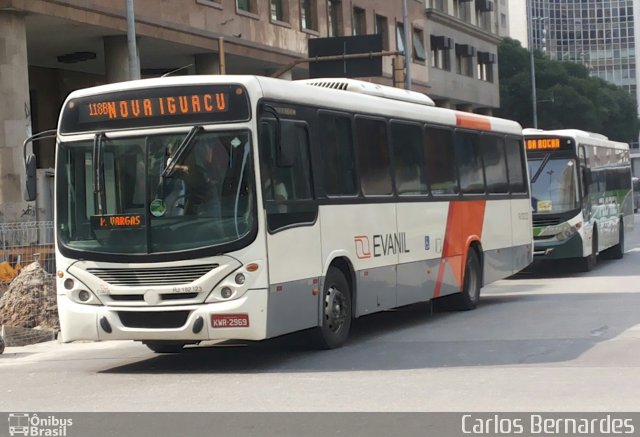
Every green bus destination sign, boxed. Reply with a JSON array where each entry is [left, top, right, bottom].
[[60, 84, 250, 133]]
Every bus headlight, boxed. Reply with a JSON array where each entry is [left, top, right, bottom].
[[70, 288, 102, 305], [557, 226, 577, 241], [59, 273, 103, 305], [204, 263, 261, 303], [220, 287, 234, 299]]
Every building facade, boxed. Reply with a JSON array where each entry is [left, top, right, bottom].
[[524, 0, 640, 172], [0, 0, 506, 222]]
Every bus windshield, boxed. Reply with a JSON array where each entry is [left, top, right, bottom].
[[529, 157, 580, 214], [57, 129, 255, 255]]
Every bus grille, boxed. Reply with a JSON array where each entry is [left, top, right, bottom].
[[87, 264, 217, 286], [532, 217, 563, 227], [116, 311, 191, 329]]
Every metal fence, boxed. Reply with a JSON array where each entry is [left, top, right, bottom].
[[0, 221, 55, 276]]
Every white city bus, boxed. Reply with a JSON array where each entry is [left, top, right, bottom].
[[524, 128, 633, 271], [39, 75, 532, 352]]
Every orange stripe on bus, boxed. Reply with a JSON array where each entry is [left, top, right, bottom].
[[455, 113, 492, 131], [433, 200, 486, 298]]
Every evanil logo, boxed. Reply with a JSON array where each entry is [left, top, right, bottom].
[[8, 413, 73, 436]]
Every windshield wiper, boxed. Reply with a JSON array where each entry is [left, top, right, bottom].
[[530, 153, 551, 184], [93, 132, 106, 214], [161, 126, 203, 177]]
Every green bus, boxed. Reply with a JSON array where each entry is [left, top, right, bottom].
[[524, 129, 633, 271]]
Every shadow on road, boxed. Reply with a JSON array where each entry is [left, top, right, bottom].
[[100, 290, 640, 375]]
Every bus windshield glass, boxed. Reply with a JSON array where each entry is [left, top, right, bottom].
[[529, 157, 580, 214], [57, 130, 255, 255]]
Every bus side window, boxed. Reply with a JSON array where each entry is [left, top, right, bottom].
[[259, 118, 316, 232], [454, 130, 485, 195], [480, 134, 508, 194], [424, 126, 458, 195], [355, 116, 392, 196], [319, 113, 357, 196], [390, 121, 428, 196], [505, 138, 527, 194]]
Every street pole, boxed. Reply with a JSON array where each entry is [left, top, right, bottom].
[[402, 0, 412, 90], [126, 0, 141, 80], [528, 0, 538, 128]]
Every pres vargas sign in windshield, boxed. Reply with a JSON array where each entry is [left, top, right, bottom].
[[60, 84, 250, 134]]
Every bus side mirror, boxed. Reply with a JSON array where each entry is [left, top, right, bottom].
[[276, 122, 296, 168], [22, 129, 56, 202], [24, 153, 37, 202]]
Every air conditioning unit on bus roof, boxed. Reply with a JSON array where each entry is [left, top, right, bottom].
[[297, 78, 435, 107]]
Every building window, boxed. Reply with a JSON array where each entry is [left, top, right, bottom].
[[430, 0, 445, 12], [271, 0, 288, 22], [396, 23, 405, 53], [453, 0, 470, 22], [430, 35, 452, 71], [477, 51, 495, 82], [413, 28, 426, 62], [301, 0, 317, 31], [352, 7, 366, 36], [375, 14, 388, 50], [455, 43, 475, 77], [327, 0, 342, 36], [237, 0, 256, 13]]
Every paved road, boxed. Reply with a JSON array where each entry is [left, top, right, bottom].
[[2, 220, 640, 412]]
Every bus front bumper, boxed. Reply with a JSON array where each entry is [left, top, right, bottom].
[[533, 232, 583, 260], [57, 289, 268, 343]]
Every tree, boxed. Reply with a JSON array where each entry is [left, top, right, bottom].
[[496, 38, 640, 143]]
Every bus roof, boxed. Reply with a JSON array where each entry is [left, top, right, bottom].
[[62, 75, 523, 136], [523, 128, 629, 150]]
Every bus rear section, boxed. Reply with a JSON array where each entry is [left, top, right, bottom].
[[524, 129, 632, 271]]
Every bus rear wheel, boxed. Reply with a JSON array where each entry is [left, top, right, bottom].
[[453, 249, 481, 311], [313, 267, 352, 349], [143, 341, 186, 353]]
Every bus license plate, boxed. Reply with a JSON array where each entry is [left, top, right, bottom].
[[211, 314, 250, 328]]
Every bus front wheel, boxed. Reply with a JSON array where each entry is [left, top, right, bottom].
[[313, 267, 352, 349]]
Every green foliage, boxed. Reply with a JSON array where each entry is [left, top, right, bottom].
[[496, 38, 640, 143]]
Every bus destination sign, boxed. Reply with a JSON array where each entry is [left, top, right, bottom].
[[525, 137, 573, 151], [90, 214, 145, 230], [79, 93, 228, 123], [60, 84, 250, 134]]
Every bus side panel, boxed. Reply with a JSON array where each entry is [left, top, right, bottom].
[[509, 197, 534, 275], [396, 201, 449, 305], [265, 221, 322, 338], [319, 204, 398, 317], [481, 199, 515, 284]]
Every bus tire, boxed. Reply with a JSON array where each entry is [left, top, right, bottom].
[[313, 266, 352, 349], [453, 249, 481, 311], [143, 341, 186, 353]]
